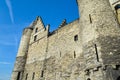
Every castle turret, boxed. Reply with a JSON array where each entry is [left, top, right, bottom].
[[11, 27, 33, 80], [77, 0, 120, 80]]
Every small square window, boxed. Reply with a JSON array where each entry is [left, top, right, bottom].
[[74, 35, 78, 41], [34, 35, 37, 41]]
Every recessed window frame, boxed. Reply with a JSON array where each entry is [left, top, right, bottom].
[[17, 72, 21, 80], [74, 51, 76, 58], [34, 35, 37, 41], [35, 28, 38, 33], [74, 35, 78, 41], [41, 70, 44, 77], [25, 73, 28, 80], [32, 72, 35, 80]]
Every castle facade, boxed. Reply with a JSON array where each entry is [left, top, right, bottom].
[[11, 0, 120, 80]]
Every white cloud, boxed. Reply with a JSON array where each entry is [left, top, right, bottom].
[[0, 62, 11, 65], [5, 0, 14, 24]]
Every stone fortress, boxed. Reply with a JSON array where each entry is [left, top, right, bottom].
[[11, 0, 120, 80]]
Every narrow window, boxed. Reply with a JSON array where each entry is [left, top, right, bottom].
[[17, 72, 21, 80], [74, 51, 76, 58], [74, 35, 78, 41], [34, 35, 37, 41], [89, 14, 92, 23], [60, 51, 61, 57], [116, 65, 120, 70], [32, 72, 35, 80], [35, 28, 38, 33], [95, 44, 99, 62], [41, 70, 44, 77], [25, 73, 28, 80]]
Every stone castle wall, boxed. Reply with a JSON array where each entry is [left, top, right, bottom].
[[11, 0, 120, 80], [22, 19, 83, 80]]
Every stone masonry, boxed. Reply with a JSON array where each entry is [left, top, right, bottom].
[[11, 0, 120, 80]]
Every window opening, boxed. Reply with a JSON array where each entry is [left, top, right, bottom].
[[95, 44, 99, 62], [74, 35, 78, 41], [35, 28, 38, 33], [41, 70, 44, 77], [17, 72, 21, 80], [89, 14, 92, 23], [32, 72, 35, 80], [87, 78, 91, 80], [25, 73, 28, 80], [60, 51, 61, 57], [34, 35, 37, 41], [74, 51, 76, 58]]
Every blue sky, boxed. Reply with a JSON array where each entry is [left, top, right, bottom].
[[0, 0, 79, 80]]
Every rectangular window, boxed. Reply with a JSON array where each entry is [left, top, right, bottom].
[[94, 44, 99, 62], [34, 35, 37, 41], [60, 51, 61, 57], [35, 28, 38, 33], [74, 51, 76, 58], [25, 73, 28, 80], [74, 35, 78, 41], [32, 72, 35, 80], [17, 72, 21, 80], [41, 70, 44, 77], [89, 14, 92, 23]]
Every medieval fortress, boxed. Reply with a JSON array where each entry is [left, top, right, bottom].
[[11, 0, 120, 80]]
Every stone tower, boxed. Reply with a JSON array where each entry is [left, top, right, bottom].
[[11, 0, 120, 80], [11, 27, 33, 80], [77, 0, 120, 80]]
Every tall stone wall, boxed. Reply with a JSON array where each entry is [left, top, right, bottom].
[[21, 19, 85, 80], [11, 0, 120, 80]]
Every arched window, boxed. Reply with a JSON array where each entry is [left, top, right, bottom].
[[87, 78, 91, 80]]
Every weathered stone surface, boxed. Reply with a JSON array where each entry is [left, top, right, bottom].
[[11, 0, 120, 80]]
